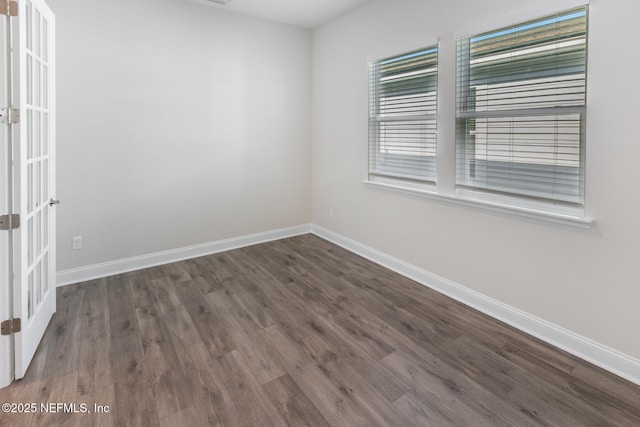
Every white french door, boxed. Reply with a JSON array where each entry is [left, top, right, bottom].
[[11, 0, 56, 380], [0, 4, 13, 389]]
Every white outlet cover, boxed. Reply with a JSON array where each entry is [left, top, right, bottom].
[[72, 236, 83, 250]]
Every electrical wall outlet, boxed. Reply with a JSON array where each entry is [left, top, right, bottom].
[[72, 236, 83, 250], [329, 208, 335, 218]]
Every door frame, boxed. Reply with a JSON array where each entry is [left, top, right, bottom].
[[0, 3, 16, 390]]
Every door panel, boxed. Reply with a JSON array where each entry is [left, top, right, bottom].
[[0, 11, 13, 389], [13, 0, 55, 379]]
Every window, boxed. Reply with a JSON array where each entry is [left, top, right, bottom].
[[456, 7, 588, 207], [369, 46, 438, 184]]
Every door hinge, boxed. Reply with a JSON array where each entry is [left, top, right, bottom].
[[1, 318, 21, 336], [0, 213, 20, 230], [0, 107, 19, 124], [0, 0, 17, 17]]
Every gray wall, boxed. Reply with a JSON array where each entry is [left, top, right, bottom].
[[312, 0, 640, 360], [48, 0, 312, 271]]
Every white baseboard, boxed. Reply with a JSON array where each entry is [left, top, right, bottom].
[[56, 224, 312, 287], [310, 224, 640, 387]]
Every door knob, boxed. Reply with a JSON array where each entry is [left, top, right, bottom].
[[49, 199, 60, 206]]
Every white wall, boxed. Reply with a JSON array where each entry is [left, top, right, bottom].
[[312, 0, 640, 360], [47, 0, 312, 271]]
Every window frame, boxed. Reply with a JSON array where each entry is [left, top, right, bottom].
[[363, 3, 593, 227], [368, 45, 439, 187], [454, 6, 589, 211]]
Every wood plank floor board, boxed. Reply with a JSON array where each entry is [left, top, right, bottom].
[[125, 272, 158, 311], [244, 242, 360, 315], [305, 303, 396, 362], [558, 372, 640, 423], [154, 365, 198, 420], [306, 313, 410, 403], [111, 375, 160, 427], [170, 278, 236, 359], [275, 238, 465, 351], [187, 392, 231, 427], [505, 384, 610, 427], [234, 329, 286, 387], [162, 342, 237, 426], [204, 290, 285, 386], [259, 324, 383, 427], [187, 256, 231, 291], [300, 330, 414, 427], [393, 391, 470, 427], [30, 372, 79, 427], [237, 264, 337, 345], [38, 284, 84, 382], [571, 361, 640, 415], [381, 350, 533, 427], [444, 336, 617, 426], [215, 251, 314, 346], [149, 277, 204, 349], [258, 239, 458, 364], [209, 350, 286, 427], [158, 405, 202, 427], [344, 282, 460, 358], [448, 313, 579, 380], [159, 263, 192, 285], [284, 243, 479, 351], [213, 272, 275, 331], [75, 280, 114, 427], [262, 373, 331, 427], [106, 275, 139, 341], [1, 234, 639, 426], [133, 302, 172, 381], [73, 384, 115, 427], [440, 336, 518, 399]]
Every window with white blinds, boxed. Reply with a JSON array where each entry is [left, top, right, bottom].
[[456, 7, 588, 205], [369, 46, 438, 183]]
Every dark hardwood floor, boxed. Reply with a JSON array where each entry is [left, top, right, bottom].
[[1, 234, 639, 426]]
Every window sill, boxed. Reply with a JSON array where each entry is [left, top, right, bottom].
[[363, 179, 595, 229]]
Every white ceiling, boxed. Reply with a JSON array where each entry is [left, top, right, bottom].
[[184, 0, 372, 29]]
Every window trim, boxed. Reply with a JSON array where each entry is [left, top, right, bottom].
[[363, 179, 593, 229], [368, 44, 439, 184], [454, 5, 589, 209], [453, 0, 590, 40]]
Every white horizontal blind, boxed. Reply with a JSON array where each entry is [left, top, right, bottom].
[[456, 7, 588, 205], [369, 46, 438, 182]]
